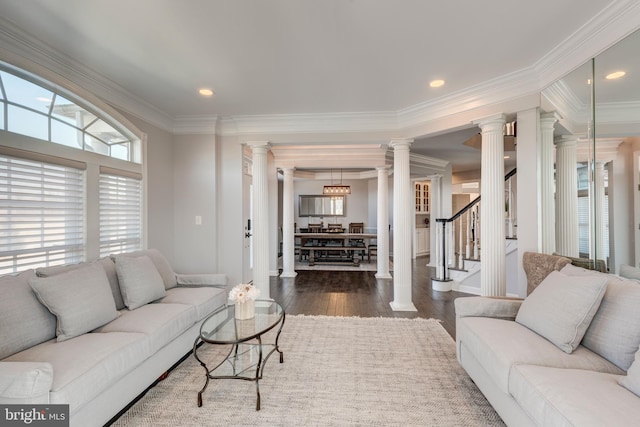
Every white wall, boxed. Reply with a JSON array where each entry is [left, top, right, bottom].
[[171, 133, 218, 273], [118, 113, 176, 265]]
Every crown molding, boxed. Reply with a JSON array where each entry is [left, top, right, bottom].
[[535, 0, 640, 89], [1, 1, 638, 139], [0, 17, 174, 132]]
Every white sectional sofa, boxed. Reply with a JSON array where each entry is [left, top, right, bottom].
[[0, 249, 228, 427], [455, 252, 640, 426]]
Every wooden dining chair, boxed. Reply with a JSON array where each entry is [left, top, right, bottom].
[[308, 223, 322, 233], [348, 222, 366, 257]]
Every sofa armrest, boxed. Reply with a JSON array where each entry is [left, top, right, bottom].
[[455, 296, 523, 321], [0, 362, 53, 403], [176, 273, 228, 290]]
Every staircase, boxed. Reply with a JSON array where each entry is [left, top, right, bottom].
[[432, 168, 517, 294]]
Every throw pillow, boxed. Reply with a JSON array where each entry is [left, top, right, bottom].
[[29, 263, 119, 342], [620, 347, 640, 397], [515, 270, 608, 353], [620, 264, 640, 281], [114, 255, 166, 310], [0, 270, 56, 359], [113, 249, 177, 290], [560, 263, 640, 370]]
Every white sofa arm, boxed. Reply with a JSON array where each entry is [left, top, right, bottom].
[[0, 362, 53, 404], [455, 296, 523, 321], [176, 273, 227, 289]]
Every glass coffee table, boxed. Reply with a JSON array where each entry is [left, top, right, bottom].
[[193, 300, 285, 410]]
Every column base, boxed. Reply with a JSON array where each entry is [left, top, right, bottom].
[[389, 301, 418, 312], [432, 278, 453, 292], [375, 272, 392, 279], [279, 271, 298, 278]]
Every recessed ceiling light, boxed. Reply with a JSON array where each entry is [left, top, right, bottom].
[[198, 88, 215, 97], [429, 79, 445, 88], [504, 155, 510, 159], [605, 71, 626, 80]]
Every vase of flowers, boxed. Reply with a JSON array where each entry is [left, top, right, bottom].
[[229, 283, 260, 320]]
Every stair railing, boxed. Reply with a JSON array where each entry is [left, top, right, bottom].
[[433, 168, 517, 282]]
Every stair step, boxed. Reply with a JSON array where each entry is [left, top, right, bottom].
[[448, 267, 468, 273]]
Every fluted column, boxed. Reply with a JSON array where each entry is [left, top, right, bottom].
[[555, 136, 579, 257], [389, 139, 417, 311], [247, 141, 271, 299], [540, 112, 559, 254], [594, 161, 606, 263], [375, 166, 392, 279], [473, 114, 506, 296], [280, 167, 297, 278]]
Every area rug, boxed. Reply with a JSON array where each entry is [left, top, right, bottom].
[[111, 316, 504, 426]]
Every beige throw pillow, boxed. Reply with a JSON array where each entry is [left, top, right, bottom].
[[515, 270, 607, 353]]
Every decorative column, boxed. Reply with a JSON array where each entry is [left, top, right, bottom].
[[280, 167, 297, 278], [473, 113, 506, 297], [540, 112, 559, 254], [247, 141, 271, 299], [375, 166, 392, 279], [428, 175, 442, 268], [389, 139, 417, 311], [594, 161, 606, 263], [555, 136, 579, 257]]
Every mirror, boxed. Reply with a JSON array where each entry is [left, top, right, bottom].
[[542, 28, 640, 272], [299, 195, 346, 216]]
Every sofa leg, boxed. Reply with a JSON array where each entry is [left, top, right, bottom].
[[157, 371, 169, 381]]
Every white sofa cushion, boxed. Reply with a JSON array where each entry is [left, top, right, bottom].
[[0, 270, 56, 359], [5, 331, 149, 414], [515, 270, 607, 353], [510, 365, 640, 427], [158, 287, 227, 320], [559, 263, 640, 370], [95, 303, 197, 354], [0, 362, 53, 402], [620, 347, 640, 396], [619, 263, 640, 281], [114, 255, 166, 310], [457, 317, 623, 395], [29, 263, 119, 342]]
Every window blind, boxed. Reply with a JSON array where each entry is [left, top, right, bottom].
[[0, 155, 85, 274], [99, 172, 142, 257]]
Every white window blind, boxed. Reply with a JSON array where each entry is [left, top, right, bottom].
[[99, 170, 142, 257], [0, 155, 85, 274]]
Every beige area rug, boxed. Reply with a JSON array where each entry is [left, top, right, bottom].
[[111, 316, 503, 427]]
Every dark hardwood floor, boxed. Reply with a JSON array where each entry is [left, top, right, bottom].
[[270, 257, 473, 338]]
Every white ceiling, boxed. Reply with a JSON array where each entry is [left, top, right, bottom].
[[0, 0, 636, 172]]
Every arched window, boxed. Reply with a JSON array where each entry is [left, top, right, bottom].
[[0, 65, 144, 274], [0, 69, 140, 162]]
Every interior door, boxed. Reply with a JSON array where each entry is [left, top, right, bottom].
[[243, 174, 253, 283]]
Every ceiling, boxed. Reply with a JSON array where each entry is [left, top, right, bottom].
[[0, 0, 631, 172]]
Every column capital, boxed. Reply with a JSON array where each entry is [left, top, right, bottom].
[[472, 113, 506, 131], [540, 111, 562, 126], [280, 166, 295, 174], [376, 165, 391, 172], [389, 138, 414, 149], [246, 141, 271, 152], [555, 135, 579, 147]]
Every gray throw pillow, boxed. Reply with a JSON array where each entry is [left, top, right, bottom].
[[620, 347, 640, 397], [515, 270, 608, 353], [114, 255, 166, 310], [620, 264, 640, 281], [0, 270, 56, 359], [113, 249, 177, 290], [29, 263, 119, 342]]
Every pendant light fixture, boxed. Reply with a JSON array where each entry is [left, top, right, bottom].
[[323, 169, 351, 195]]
